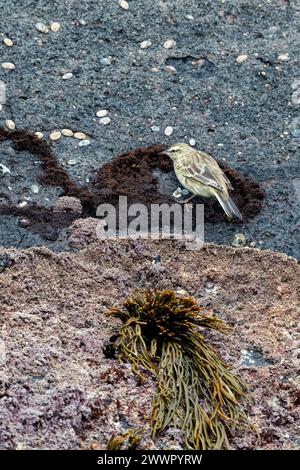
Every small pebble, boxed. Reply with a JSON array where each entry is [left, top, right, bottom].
[[62, 72, 73, 80], [165, 65, 177, 73], [164, 39, 176, 49], [277, 53, 290, 62], [49, 131, 61, 141], [150, 67, 159, 73], [231, 233, 246, 247], [236, 54, 248, 64], [74, 132, 87, 140], [189, 138, 196, 146], [185, 15, 194, 20], [1, 62, 15, 71], [3, 38, 13, 47], [292, 79, 300, 90], [118, 0, 129, 10], [78, 139, 90, 146], [100, 57, 112, 66], [164, 126, 174, 136], [140, 40, 151, 49], [31, 184, 39, 194], [34, 132, 44, 139], [35, 22, 49, 33], [292, 90, 300, 106], [0, 163, 10, 175], [68, 159, 77, 165], [151, 125, 160, 132], [192, 58, 205, 67], [61, 128, 74, 137], [291, 128, 300, 139], [99, 117, 111, 125], [96, 109, 108, 117], [50, 22, 61, 32], [0, 81, 5, 104], [5, 119, 15, 130], [152, 255, 161, 265], [18, 201, 28, 208], [19, 218, 31, 228], [176, 288, 188, 295]]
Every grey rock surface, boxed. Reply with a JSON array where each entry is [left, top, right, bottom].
[[0, 0, 299, 256]]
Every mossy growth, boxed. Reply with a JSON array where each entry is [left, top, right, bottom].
[[107, 289, 247, 450]]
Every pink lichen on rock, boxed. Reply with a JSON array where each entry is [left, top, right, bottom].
[[67, 217, 104, 248]]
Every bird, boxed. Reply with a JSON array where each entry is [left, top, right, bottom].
[[162, 143, 242, 220]]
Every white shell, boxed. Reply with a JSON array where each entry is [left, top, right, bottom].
[[50, 22, 61, 32], [74, 132, 87, 140], [1, 62, 15, 70], [5, 119, 15, 130], [49, 131, 62, 141], [35, 22, 49, 33]]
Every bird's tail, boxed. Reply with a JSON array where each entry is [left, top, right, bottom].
[[215, 193, 243, 220]]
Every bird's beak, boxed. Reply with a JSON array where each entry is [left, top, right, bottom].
[[159, 149, 169, 156]]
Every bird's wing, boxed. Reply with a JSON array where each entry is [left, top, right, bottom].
[[181, 152, 225, 191], [222, 172, 234, 190]]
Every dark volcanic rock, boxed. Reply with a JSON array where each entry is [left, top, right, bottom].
[[0, 0, 299, 257]]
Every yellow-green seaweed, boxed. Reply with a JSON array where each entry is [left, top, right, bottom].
[[106, 428, 144, 450], [107, 289, 247, 449]]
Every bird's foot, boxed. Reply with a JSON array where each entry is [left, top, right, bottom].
[[173, 195, 195, 204]]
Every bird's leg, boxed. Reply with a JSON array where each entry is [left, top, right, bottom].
[[175, 194, 196, 204]]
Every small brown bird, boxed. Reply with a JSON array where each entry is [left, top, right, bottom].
[[162, 143, 242, 220]]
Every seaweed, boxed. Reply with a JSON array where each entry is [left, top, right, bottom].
[[107, 289, 247, 450], [106, 428, 144, 450]]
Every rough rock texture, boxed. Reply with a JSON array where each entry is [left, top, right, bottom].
[[0, 240, 299, 450], [0, 0, 299, 257], [67, 217, 101, 249], [53, 196, 82, 215], [0, 0, 299, 453]]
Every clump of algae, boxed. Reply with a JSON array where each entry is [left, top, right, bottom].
[[107, 289, 247, 449], [106, 428, 144, 450]]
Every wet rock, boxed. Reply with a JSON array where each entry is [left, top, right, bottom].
[[241, 349, 273, 367]]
